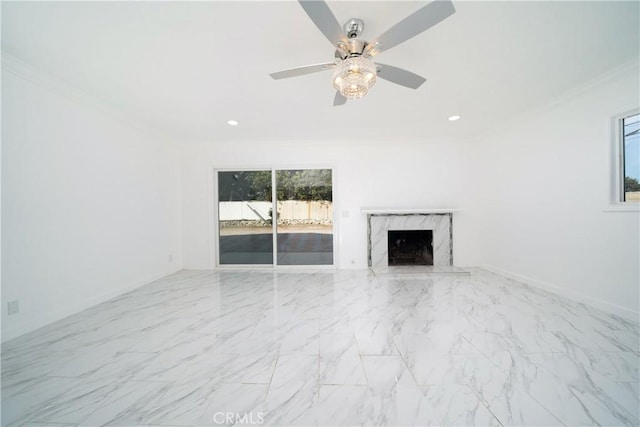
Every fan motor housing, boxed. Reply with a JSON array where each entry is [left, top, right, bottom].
[[343, 18, 364, 38], [336, 38, 368, 60]]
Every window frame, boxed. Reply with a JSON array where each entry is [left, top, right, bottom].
[[609, 108, 640, 210]]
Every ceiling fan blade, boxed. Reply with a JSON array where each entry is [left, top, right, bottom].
[[333, 91, 347, 106], [376, 63, 426, 89], [269, 62, 336, 79], [370, 0, 455, 55], [298, 0, 347, 46]]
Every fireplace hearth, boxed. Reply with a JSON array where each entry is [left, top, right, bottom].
[[388, 230, 433, 265]]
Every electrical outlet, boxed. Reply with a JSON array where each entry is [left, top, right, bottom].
[[7, 300, 19, 315]]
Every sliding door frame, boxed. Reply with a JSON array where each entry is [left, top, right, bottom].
[[211, 165, 337, 269], [212, 167, 274, 268]]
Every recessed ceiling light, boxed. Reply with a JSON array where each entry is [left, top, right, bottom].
[[448, 115, 460, 121], [227, 120, 239, 126]]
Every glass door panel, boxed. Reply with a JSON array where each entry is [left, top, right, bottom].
[[217, 170, 273, 265], [275, 169, 333, 265]]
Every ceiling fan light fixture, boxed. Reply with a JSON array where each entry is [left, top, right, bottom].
[[332, 56, 377, 100]]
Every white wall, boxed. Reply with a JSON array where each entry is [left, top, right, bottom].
[[472, 63, 640, 320], [1, 69, 182, 341], [180, 140, 478, 269]]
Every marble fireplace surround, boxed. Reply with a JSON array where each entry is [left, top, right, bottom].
[[363, 209, 458, 267]]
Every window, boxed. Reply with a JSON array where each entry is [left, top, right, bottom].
[[216, 168, 334, 266], [217, 170, 274, 265], [275, 169, 333, 265], [621, 112, 640, 202]]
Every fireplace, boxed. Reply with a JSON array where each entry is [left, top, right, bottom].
[[365, 211, 454, 267], [388, 230, 433, 265]]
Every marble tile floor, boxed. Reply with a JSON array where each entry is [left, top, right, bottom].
[[2, 269, 639, 426], [369, 266, 471, 277]]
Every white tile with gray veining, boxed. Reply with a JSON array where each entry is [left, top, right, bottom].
[[369, 213, 451, 266], [2, 268, 638, 426]]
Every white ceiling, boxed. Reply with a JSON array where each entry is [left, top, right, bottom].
[[2, 1, 639, 143]]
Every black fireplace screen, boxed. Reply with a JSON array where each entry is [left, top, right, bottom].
[[387, 230, 433, 266]]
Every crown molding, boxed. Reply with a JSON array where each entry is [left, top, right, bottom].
[[477, 59, 640, 142], [535, 59, 639, 115], [2, 50, 178, 145]]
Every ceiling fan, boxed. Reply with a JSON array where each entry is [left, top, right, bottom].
[[269, 0, 456, 106]]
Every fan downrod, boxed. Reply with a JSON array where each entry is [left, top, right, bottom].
[[336, 18, 368, 59]]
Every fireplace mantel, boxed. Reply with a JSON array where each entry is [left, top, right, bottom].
[[361, 208, 460, 214]]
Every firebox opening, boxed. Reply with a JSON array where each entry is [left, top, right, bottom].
[[388, 230, 433, 266]]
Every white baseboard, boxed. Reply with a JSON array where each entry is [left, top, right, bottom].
[[479, 264, 639, 323], [1, 267, 182, 343]]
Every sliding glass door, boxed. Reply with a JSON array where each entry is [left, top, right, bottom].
[[276, 169, 333, 265], [216, 168, 333, 266], [217, 170, 273, 265]]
